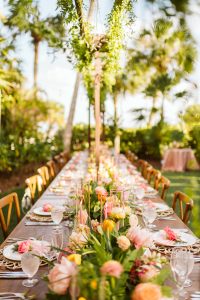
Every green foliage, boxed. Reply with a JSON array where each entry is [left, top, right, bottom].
[[0, 35, 64, 172], [188, 126, 200, 161]]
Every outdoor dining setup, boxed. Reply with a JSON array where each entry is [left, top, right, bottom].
[[0, 148, 199, 300]]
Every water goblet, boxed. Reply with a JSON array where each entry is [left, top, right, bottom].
[[183, 251, 194, 287], [142, 206, 157, 230], [51, 206, 64, 227], [135, 188, 145, 201], [21, 252, 40, 287], [52, 227, 64, 260], [170, 249, 189, 298]]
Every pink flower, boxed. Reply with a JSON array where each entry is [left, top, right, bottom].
[[104, 202, 113, 218], [91, 219, 100, 232], [117, 235, 131, 251], [48, 257, 77, 295], [95, 186, 108, 196], [127, 227, 153, 249], [100, 260, 124, 278], [43, 203, 53, 212], [18, 240, 31, 254], [138, 265, 160, 282], [77, 209, 88, 225], [163, 227, 177, 241], [129, 214, 138, 228]]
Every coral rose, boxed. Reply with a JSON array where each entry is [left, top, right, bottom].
[[131, 283, 162, 300], [100, 260, 123, 278], [117, 235, 131, 251], [48, 257, 77, 295], [43, 203, 53, 212], [18, 240, 31, 254]]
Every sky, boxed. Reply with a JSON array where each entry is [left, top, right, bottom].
[[0, 0, 200, 128]]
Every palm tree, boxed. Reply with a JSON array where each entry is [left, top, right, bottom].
[[63, 0, 96, 153], [5, 0, 65, 89], [126, 19, 197, 126]]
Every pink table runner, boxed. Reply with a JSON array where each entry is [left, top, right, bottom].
[[162, 148, 199, 172]]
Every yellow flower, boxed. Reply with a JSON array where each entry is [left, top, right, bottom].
[[90, 279, 97, 290], [67, 254, 81, 265], [102, 219, 115, 233], [78, 298, 87, 300]]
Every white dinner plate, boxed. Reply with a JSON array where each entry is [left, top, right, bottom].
[[153, 230, 197, 247], [3, 244, 22, 261], [3, 240, 50, 261], [33, 207, 51, 216]]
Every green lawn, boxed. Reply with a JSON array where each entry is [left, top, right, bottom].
[[0, 171, 200, 243], [163, 171, 200, 238]]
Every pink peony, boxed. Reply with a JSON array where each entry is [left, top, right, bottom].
[[104, 202, 113, 218], [48, 257, 77, 295], [100, 260, 124, 278], [127, 227, 153, 249], [17, 240, 31, 254], [77, 209, 88, 225], [117, 235, 131, 251], [138, 265, 160, 282], [43, 203, 53, 212], [163, 227, 177, 241]]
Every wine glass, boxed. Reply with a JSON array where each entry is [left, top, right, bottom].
[[41, 234, 56, 261], [135, 188, 145, 201], [184, 251, 194, 287], [142, 206, 157, 230], [52, 227, 64, 259], [170, 249, 189, 298], [51, 207, 64, 227], [21, 252, 40, 287]]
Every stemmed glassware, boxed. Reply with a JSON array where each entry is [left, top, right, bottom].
[[51, 207, 64, 228], [142, 206, 157, 230], [52, 227, 64, 259], [183, 251, 194, 287], [170, 249, 189, 299], [21, 252, 40, 287], [135, 188, 145, 201]]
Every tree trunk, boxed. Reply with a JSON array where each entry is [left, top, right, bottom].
[[113, 92, 118, 136], [148, 97, 156, 127], [33, 40, 39, 89], [88, 99, 91, 150], [160, 94, 165, 123], [94, 51, 101, 173], [64, 73, 81, 152], [63, 0, 96, 154]]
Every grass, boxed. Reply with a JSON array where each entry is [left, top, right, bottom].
[[0, 170, 200, 243], [163, 171, 200, 238]]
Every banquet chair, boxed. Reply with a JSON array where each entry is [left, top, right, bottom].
[[147, 168, 161, 186], [172, 191, 193, 225], [138, 159, 151, 179], [0, 193, 21, 238], [47, 160, 57, 179], [154, 175, 170, 201], [37, 166, 50, 188], [25, 175, 44, 204], [54, 155, 63, 171]]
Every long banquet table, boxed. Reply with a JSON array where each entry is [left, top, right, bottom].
[[0, 151, 199, 299]]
